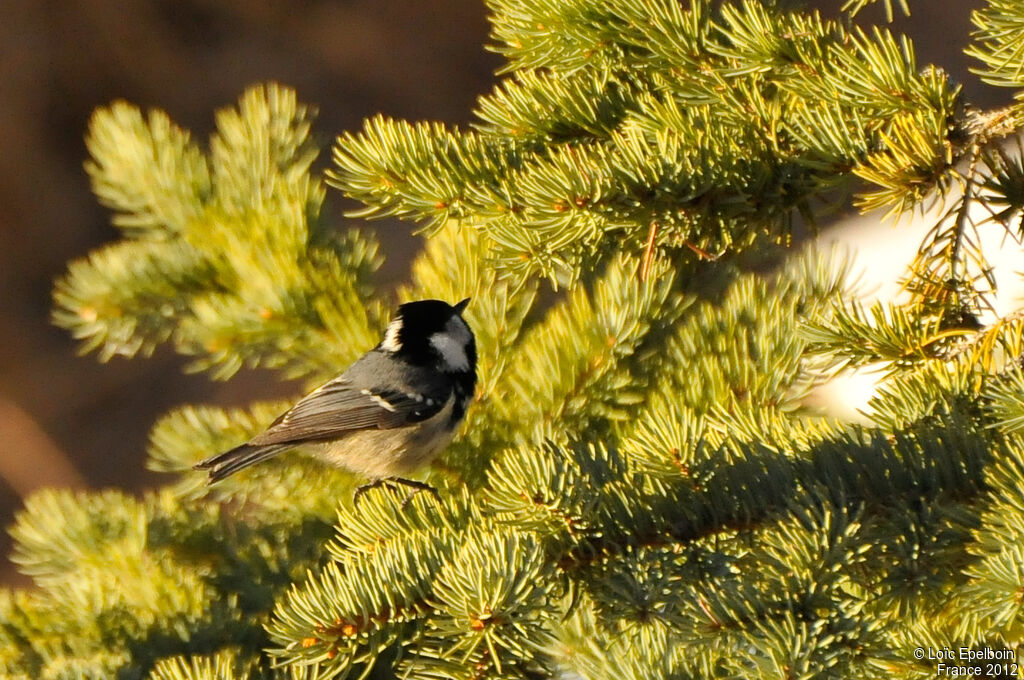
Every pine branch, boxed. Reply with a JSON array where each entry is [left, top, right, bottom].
[[58, 84, 383, 380], [841, 0, 911, 22], [24, 1, 1024, 677], [84, 102, 209, 236], [968, 0, 1024, 96], [148, 651, 256, 680], [332, 2, 965, 286]]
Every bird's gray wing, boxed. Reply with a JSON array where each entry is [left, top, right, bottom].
[[249, 376, 452, 446]]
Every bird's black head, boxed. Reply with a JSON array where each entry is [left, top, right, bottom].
[[379, 298, 476, 373]]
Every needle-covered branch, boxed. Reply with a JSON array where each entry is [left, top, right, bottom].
[[12, 1, 1024, 678]]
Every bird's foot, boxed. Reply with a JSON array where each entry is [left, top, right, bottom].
[[353, 477, 440, 508]]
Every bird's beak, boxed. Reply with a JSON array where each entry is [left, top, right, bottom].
[[454, 297, 470, 314]]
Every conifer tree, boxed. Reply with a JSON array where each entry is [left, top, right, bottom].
[[4, 1, 1024, 678]]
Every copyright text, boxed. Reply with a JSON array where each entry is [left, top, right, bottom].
[[913, 646, 1018, 677]]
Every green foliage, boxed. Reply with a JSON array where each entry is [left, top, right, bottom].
[[8, 0, 1024, 678], [0, 488, 317, 680], [56, 84, 383, 381], [332, 0, 963, 286], [968, 0, 1024, 98], [841, 0, 910, 22]]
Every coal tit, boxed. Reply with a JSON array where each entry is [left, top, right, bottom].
[[194, 298, 476, 495]]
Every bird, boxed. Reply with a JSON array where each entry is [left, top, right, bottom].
[[194, 298, 476, 499]]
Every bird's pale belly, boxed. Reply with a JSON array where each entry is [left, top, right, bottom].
[[313, 395, 457, 478]]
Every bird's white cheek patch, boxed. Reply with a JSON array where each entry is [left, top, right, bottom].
[[430, 333, 470, 371]]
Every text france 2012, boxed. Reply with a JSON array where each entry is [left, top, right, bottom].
[[913, 645, 1018, 677]]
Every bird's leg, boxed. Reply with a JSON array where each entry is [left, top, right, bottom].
[[353, 477, 441, 508], [395, 478, 442, 508], [352, 478, 387, 507]]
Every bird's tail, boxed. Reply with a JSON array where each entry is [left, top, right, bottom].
[[193, 442, 290, 483]]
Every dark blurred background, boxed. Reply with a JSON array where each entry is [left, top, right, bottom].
[[0, 0, 1001, 583]]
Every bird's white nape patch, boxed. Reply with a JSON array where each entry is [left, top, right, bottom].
[[430, 317, 472, 372], [381, 317, 403, 352]]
